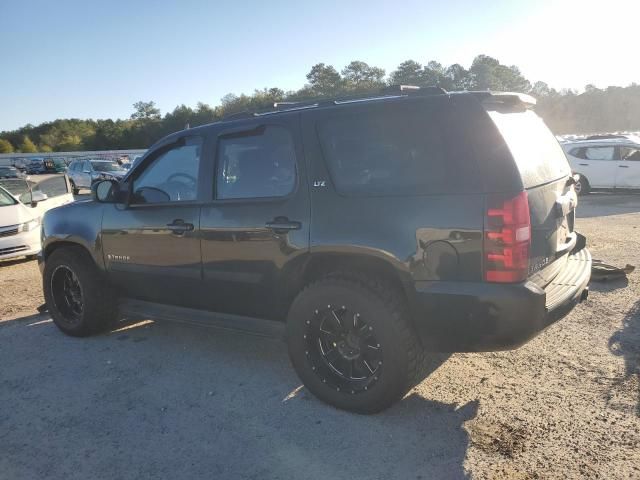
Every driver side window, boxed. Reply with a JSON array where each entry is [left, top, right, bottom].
[[132, 137, 202, 204]]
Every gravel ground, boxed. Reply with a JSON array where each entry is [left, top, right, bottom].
[[1, 193, 639, 479]]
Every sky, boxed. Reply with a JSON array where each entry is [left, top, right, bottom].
[[1, 0, 639, 132]]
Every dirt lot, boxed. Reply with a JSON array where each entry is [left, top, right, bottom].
[[1, 193, 639, 479]]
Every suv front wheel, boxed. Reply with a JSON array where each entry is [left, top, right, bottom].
[[43, 247, 117, 336], [286, 273, 427, 414]]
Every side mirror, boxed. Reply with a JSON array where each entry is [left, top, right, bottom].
[[30, 190, 48, 207], [92, 179, 121, 203]]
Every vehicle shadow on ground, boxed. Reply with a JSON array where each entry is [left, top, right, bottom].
[[578, 193, 640, 218], [0, 314, 476, 480], [608, 299, 640, 417], [590, 276, 629, 293], [0, 257, 35, 268]]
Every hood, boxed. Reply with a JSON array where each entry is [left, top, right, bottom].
[[0, 202, 36, 228]]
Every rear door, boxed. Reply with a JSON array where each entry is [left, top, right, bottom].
[[486, 109, 576, 285], [199, 116, 310, 319], [616, 145, 640, 188], [79, 161, 93, 188]]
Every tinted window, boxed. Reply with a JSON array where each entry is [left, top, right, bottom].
[[92, 161, 124, 172], [216, 126, 296, 199], [569, 147, 586, 159], [487, 110, 570, 188], [133, 137, 202, 203], [0, 179, 31, 200], [0, 188, 16, 206], [317, 104, 448, 196], [620, 147, 640, 161]]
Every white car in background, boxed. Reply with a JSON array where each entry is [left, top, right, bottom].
[[0, 176, 75, 261], [562, 138, 640, 194]]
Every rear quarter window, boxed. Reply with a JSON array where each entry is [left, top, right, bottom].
[[316, 103, 453, 196], [487, 109, 570, 188]]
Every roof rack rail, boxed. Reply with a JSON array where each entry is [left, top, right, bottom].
[[221, 85, 448, 121], [221, 110, 254, 121], [380, 85, 447, 95]]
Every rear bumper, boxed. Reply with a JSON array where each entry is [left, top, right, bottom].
[[411, 246, 592, 352]]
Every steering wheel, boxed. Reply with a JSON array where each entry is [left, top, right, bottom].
[[163, 172, 197, 201], [167, 172, 197, 185]]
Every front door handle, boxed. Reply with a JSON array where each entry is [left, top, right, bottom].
[[166, 219, 194, 234], [578, 163, 589, 166], [619, 165, 629, 168], [266, 217, 301, 233]]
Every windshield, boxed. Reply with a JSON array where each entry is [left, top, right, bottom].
[[0, 187, 17, 206], [91, 161, 124, 172]]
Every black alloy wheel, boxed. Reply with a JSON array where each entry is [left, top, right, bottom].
[[305, 304, 383, 394], [50, 265, 84, 326]]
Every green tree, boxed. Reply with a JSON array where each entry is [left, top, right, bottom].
[[19, 136, 38, 153], [389, 60, 424, 86], [444, 64, 473, 90], [131, 101, 161, 120], [531, 81, 556, 98], [0, 138, 14, 153], [341, 61, 385, 91], [305, 63, 344, 96], [468, 55, 531, 92]]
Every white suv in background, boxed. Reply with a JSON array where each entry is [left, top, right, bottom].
[[562, 138, 640, 194]]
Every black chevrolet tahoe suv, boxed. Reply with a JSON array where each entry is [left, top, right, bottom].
[[39, 86, 591, 413]]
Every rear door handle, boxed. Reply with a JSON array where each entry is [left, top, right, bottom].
[[619, 165, 629, 168], [266, 217, 301, 233], [578, 163, 589, 166], [166, 219, 194, 234]]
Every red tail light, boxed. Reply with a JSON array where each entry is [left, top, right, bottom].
[[484, 191, 531, 283]]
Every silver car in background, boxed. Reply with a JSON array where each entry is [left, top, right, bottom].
[[66, 159, 127, 194]]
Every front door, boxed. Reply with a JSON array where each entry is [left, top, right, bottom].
[[101, 136, 205, 307], [199, 118, 310, 319], [79, 161, 93, 188], [616, 146, 640, 188]]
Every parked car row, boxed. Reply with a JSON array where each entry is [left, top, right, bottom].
[[0, 166, 28, 179]]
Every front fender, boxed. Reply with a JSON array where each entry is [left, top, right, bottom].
[[41, 200, 106, 271]]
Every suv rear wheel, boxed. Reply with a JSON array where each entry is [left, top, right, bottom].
[[286, 273, 427, 414], [43, 247, 117, 336]]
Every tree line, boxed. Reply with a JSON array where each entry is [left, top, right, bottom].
[[1, 54, 639, 154]]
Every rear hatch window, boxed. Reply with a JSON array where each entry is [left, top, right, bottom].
[[487, 109, 570, 188], [486, 108, 575, 283]]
